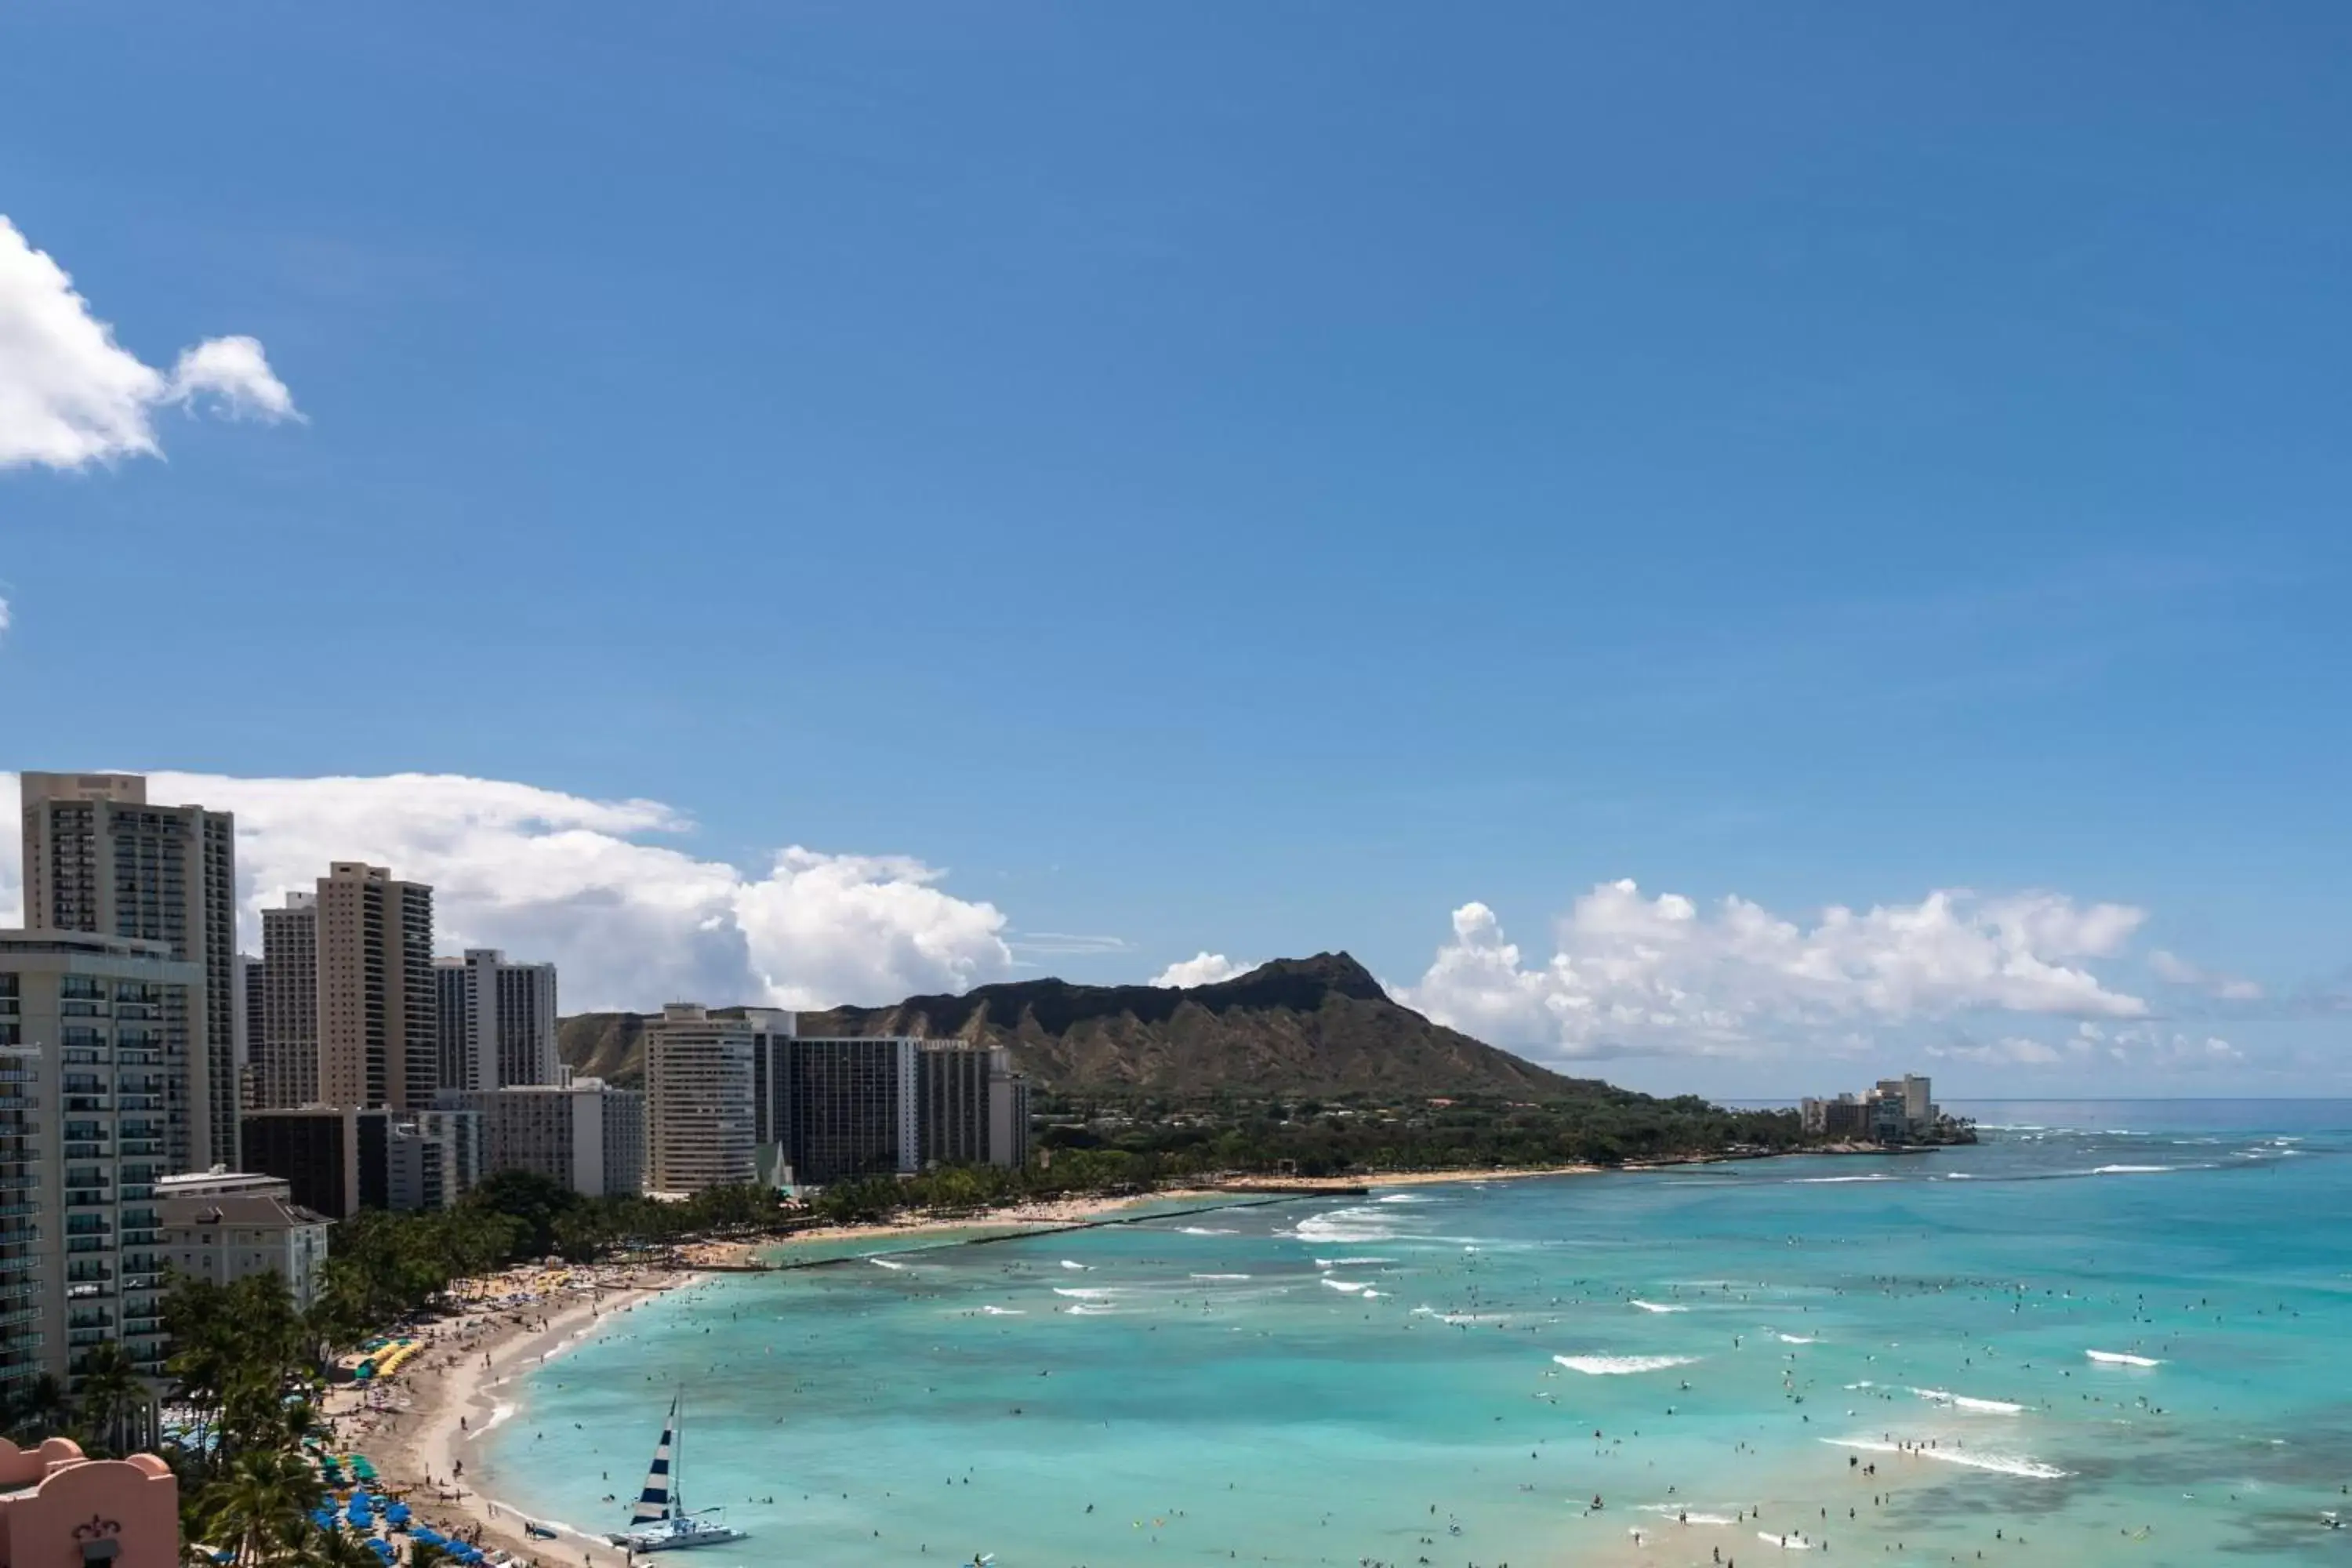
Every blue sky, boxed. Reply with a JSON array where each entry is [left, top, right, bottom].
[[3, 3, 2349, 1095]]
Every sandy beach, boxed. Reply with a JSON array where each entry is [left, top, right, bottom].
[[320, 1262, 699, 1568]]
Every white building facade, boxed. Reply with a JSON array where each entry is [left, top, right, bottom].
[[434, 949, 559, 1093]]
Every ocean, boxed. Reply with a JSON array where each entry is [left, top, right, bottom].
[[478, 1102, 2352, 1566]]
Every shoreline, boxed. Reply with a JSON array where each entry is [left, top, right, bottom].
[[760, 1145, 1915, 1255], [336, 1145, 1926, 1562], [325, 1264, 701, 1568]]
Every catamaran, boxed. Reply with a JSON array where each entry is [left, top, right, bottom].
[[607, 1393, 746, 1552]]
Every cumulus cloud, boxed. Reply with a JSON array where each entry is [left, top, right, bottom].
[[162, 335, 301, 423], [1928, 1035, 2065, 1067], [1399, 880, 2151, 1059], [0, 214, 299, 470], [2147, 948, 2265, 1001], [1152, 951, 1255, 988], [0, 771, 1011, 1012]]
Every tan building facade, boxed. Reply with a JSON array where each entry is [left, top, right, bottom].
[[644, 1004, 756, 1196], [256, 894, 318, 1109], [315, 863, 437, 1110], [19, 772, 238, 1170]]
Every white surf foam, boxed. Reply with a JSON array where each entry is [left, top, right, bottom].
[[1757, 1530, 1820, 1550], [2092, 1164, 2179, 1174], [2085, 1350, 2161, 1367], [1554, 1354, 1700, 1375], [1052, 1286, 1118, 1300], [468, 1400, 517, 1439], [1313, 1256, 1396, 1268], [1175, 1226, 1237, 1236], [1063, 1304, 1116, 1316], [1321, 1277, 1370, 1294], [1632, 1300, 1690, 1313], [1189, 1272, 1251, 1281], [1059, 1260, 1092, 1271], [866, 1257, 909, 1271], [1909, 1387, 2026, 1414], [1820, 1438, 2067, 1479], [1294, 1207, 1399, 1244], [979, 1305, 1023, 1316], [1777, 1334, 1821, 1345], [1791, 1174, 1896, 1184]]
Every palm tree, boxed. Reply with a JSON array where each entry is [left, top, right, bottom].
[[195, 1446, 321, 1566], [71, 1341, 148, 1455], [3, 1371, 67, 1442]]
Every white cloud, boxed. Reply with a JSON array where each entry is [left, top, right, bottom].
[[0, 771, 1011, 1012], [0, 214, 299, 470], [1399, 880, 2151, 1059], [0, 596, 10, 637], [163, 335, 300, 423], [2092, 1023, 2244, 1070], [1152, 951, 1254, 988], [1928, 1035, 2066, 1067], [2147, 948, 2265, 1001]]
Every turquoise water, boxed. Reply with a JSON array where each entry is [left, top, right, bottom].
[[483, 1102, 2352, 1566]]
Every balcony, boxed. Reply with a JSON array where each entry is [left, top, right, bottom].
[[117, 1095, 164, 1112], [117, 1141, 162, 1157], [119, 1229, 161, 1247], [61, 1096, 111, 1113]]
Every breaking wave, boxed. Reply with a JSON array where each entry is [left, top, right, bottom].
[[1821, 1438, 2067, 1479], [1909, 1388, 2026, 1414], [2085, 1350, 2161, 1367], [1553, 1354, 1699, 1375]]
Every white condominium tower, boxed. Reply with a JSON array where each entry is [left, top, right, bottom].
[[19, 771, 239, 1171], [434, 949, 558, 1091], [644, 1004, 755, 1196], [0, 928, 196, 1387], [316, 863, 437, 1110]]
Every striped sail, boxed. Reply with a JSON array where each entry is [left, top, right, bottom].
[[631, 1398, 679, 1523]]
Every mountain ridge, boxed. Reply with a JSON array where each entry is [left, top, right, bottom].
[[556, 952, 1595, 1099]]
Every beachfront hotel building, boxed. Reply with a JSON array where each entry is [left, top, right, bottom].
[[316, 862, 438, 1111], [437, 1076, 643, 1197], [602, 1078, 646, 1197], [238, 1104, 477, 1217], [18, 771, 239, 1171], [916, 1043, 1030, 1171], [644, 1004, 757, 1196], [0, 1043, 42, 1401], [767, 1032, 920, 1185], [255, 893, 318, 1109], [0, 931, 190, 1384], [156, 1173, 331, 1308], [434, 949, 560, 1092], [1801, 1074, 1945, 1143], [0, 1436, 180, 1568]]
